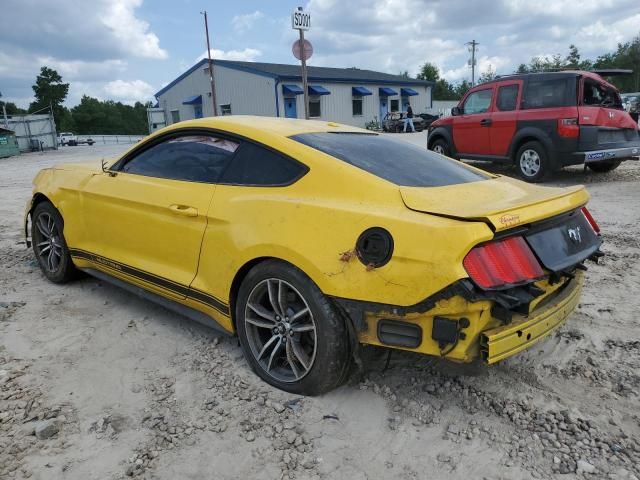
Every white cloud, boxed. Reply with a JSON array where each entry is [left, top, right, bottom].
[[232, 11, 264, 33], [104, 79, 155, 104], [101, 0, 167, 59], [197, 48, 262, 62]]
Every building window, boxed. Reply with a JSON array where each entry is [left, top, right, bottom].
[[220, 104, 232, 115], [309, 98, 321, 117], [352, 97, 363, 116], [390, 99, 399, 112], [170, 110, 180, 123]]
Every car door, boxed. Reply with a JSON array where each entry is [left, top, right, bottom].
[[78, 132, 239, 299], [452, 87, 494, 155], [489, 81, 522, 156]]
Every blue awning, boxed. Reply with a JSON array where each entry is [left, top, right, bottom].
[[379, 87, 398, 96], [352, 86, 373, 96], [282, 84, 304, 95], [182, 95, 202, 105], [308, 85, 331, 95], [401, 87, 419, 96]]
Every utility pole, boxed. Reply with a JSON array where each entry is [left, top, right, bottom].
[[466, 40, 479, 86], [299, 26, 309, 119], [201, 11, 218, 116]]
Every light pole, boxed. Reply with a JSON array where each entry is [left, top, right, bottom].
[[201, 11, 218, 116]]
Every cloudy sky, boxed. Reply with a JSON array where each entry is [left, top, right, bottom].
[[1, 0, 639, 108]]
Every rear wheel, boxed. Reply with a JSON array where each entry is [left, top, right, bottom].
[[515, 141, 550, 182], [31, 202, 78, 283], [236, 260, 350, 395], [587, 160, 621, 173]]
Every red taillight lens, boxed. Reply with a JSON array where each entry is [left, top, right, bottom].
[[463, 236, 544, 289], [557, 118, 579, 138], [581, 206, 600, 233]]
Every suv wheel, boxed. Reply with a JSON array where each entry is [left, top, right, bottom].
[[515, 141, 550, 182], [430, 139, 451, 157], [587, 160, 621, 173], [236, 260, 351, 395]]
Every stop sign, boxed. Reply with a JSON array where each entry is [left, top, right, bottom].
[[292, 39, 313, 61]]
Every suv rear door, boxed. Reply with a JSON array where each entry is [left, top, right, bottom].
[[578, 75, 639, 147], [453, 86, 494, 155], [489, 80, 523, 156]]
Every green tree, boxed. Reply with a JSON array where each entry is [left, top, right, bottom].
[[0, 100, 26, 115], [454, 80, 472, 99], [478, 65, 497, 84], [565, 44, 581, 68], [29, 66, 69, 124], [417, 62, 440, 82]]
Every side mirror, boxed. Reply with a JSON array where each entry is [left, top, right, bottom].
[[451, 106, 462, 116]]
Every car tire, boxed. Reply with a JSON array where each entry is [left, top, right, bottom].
[[515, 141, 550, 183], [587, 160, 621, 173], [31, 201, 78, 284], [236, 260, 351, 395], [395, 125, 402, 133], [430, 138, 451, 157]]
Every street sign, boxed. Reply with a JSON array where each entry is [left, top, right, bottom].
[[291, 10, 311, 30], [292, 39, 313, 61]]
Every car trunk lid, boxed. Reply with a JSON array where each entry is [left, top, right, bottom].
[[399, 176, 590, 232]]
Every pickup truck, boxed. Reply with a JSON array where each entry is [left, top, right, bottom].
[[58, 132, 95, 146]]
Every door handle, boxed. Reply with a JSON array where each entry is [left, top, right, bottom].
[[480, 118, 493, 127], [168, 204, 198, 217]]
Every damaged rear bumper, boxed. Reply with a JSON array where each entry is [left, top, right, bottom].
[[479, 271, 583, 364]]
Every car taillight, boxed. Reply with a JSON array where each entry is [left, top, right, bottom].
[[581, 206, 600, 233], [463, 236, 544, 289], [557, 118, 579, 138]]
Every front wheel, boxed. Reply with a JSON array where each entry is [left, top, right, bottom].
[[236, 260, 350, 395], [587, 160, 621, 173], [515, 141, 551, 182], [430, 138, 451, 157], [31, 202, 78, 283]]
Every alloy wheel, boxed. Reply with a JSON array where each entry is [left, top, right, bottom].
[[33, 212, 63, 273], [244, 278, 317, 383], [520, 149, 541, 177], [433, 144, 445, 154]]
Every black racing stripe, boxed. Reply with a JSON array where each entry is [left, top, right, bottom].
[[69, 248, 230, 315]]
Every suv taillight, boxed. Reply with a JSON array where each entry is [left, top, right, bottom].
[[463, 236, 544, 289], [557, 118, 579, 138], [581, 207, 600, 233]]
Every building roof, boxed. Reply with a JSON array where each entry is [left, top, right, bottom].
[[155, 59, 433, 98]]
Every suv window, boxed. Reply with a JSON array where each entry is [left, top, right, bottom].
[[292, 133, 488, 187], [496, 84, 519, 111], [462, 89, 493, 114], [121, 134, 239, 182], [523, 78, 571, 109], [220, 142, 307, 186], [582, 78, 622, 109]]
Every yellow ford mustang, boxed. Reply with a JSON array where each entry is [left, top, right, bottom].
[[25, 116, 603, 395]]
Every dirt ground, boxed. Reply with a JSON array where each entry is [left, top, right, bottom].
[[1, 137, 639, 480]]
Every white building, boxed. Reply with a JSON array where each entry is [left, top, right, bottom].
[[153, 59, 433, 130]]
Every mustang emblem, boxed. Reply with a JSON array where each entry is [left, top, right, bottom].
[[567, 226, 582, 244]]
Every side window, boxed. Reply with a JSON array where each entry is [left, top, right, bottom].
[[309, 98, 321, 117], [121, 135, 239, 183], [523, 78, 568, 108], [220, 142, 307, 186], [496, 84, 519, 111], [462, 89, 493, 114]]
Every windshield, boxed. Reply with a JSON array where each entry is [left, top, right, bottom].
[[291, 133, 489, 187]]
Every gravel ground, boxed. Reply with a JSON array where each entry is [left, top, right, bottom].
[[1, 139, 639, 480]]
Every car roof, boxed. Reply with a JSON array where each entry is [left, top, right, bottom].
[[479, 70, 619, 91], [164, 115, 368, 138]]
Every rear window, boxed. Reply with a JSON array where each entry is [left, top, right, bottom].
[[291, 133, 489, 187], [523, 77, 575, 109]]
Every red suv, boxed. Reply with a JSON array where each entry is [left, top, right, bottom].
[[427, 71, 640, 182]]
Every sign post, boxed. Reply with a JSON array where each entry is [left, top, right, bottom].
[[291, 7, 311, 119]]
